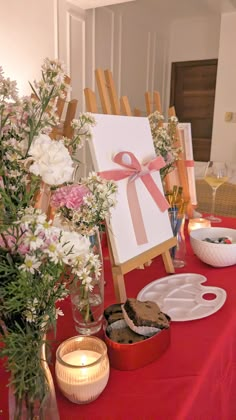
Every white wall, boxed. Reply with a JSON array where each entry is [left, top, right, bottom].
[[0, 0, 56, 95], [94, 4, 170, 115], [1, 1, 236, 164], [93, 8, 222, 117], [169, 16, 221, 63], [211, 12, 236, 161]]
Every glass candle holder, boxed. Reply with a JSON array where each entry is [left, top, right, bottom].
[[55, 336, 110, 404], [188, 218, 211, 234]]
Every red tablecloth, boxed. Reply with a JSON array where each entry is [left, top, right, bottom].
[[1, 217, 236, 419]]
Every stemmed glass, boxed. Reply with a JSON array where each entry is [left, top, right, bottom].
[[204, 161, 228, 223]]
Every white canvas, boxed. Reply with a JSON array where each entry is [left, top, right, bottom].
[[89, 114, 173, 264], [164, 122, 197, 206], [179, 123, 197, 206]]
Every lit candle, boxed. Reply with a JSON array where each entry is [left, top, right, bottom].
[[188, 218, 211, 234], [55, 336, 110, 404]]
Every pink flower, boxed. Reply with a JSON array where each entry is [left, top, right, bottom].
[[18, 243, 30, 255], [51, 184, 89, 209], [0, 233, 15, 249]]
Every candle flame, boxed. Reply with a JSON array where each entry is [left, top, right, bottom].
[[81, 355, 87, 366]]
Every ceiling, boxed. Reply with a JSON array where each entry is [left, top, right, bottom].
[[114, 0, 236, 19], [69, 0, 135, 9]]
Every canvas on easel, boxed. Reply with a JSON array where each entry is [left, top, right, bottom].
[[163, 122, 197, 208], [89, 113, 176, 302]]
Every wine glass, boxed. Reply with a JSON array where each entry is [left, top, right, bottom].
[[204, 161, 228, 223]]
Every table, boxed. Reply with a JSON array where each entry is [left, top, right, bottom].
[[1, 216, 236, 420]]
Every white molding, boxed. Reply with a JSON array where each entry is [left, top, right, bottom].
[[102, 7, 115, 71], [66, 11, 71, 82], [146, 32, 151, 91], [66, 9, 86, 109], [91, 9, 96, 91], [150, 32, 156, 93], [53, 0, 59, 59], [110, 11, 115, 71], [117, 14, 122, 97], [161, 38, 169, 116]]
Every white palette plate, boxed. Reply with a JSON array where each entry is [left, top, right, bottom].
[[137, 273, 227, 321]]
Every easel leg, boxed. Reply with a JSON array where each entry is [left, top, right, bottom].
[[112, 273, 127, 303], [162, 251, 175, 273]]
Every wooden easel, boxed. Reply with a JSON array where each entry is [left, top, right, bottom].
[[94, 68, 142, 117], [84, 72, 176, 303], [50, 74, 78, 141], [56, 75, 71, 119], [106, 229, 176, 303], [145, 91, 195, 218], [168, 106, 194, 218], [84, 88, 98, 113], [145, 90, 162, 117], [167, 107, 190, 196]]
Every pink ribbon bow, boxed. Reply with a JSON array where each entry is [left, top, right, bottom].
[[98, 151, 169, 245]]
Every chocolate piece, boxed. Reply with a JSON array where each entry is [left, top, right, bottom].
[[104, 303, 124, 324], [123, 298, 170, 329], [108, 325, 147, 344]]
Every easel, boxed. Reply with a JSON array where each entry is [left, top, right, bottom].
[[84, 73, 176, 303], [168, 106, 193, 217], [92, 68, 142, 117], [37, 79, 78, 218], [145, 91, 195, 218], [106, 229, 176, 303], [145, 90, 163, 118], [50, 75, 72, 139]]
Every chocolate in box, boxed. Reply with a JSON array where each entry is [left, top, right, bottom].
[[104, 304, 171, 370]]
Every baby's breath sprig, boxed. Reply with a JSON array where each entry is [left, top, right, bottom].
[[148, 111, 182, 180]]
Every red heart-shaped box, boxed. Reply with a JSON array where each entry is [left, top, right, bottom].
[[104, 305, 171, 371]]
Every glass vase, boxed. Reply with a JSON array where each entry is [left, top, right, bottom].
[[8, 341, 59, 420], [70, 227, 104, 335], [169, 210, 186, 268]]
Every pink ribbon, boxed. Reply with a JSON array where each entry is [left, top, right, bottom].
[[98, 151, 169, 245]]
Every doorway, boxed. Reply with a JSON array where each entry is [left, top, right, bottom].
[[170, 59, 218, 162]]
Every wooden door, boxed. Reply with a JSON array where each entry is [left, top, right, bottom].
[[170, 59, 218, 162]]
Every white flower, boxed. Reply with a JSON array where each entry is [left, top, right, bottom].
[[20, 255, 41, 273], [28, 134, 74, 185], [24, 310, 36, 323], [44, 242, 64, 264], [23, 298, 39, 323], [24, 231, 44, 250], [78, 267, 94, 292], [55, 308, 64, 319], [60, 230, 90, 258]]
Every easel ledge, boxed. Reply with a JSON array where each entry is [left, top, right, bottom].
[[106, 231, 177, 303]]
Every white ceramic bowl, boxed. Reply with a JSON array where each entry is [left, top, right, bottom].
[[190, 227, 236, 267]]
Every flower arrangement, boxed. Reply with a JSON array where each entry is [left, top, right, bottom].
[[0, 58, 98, 417], [0, 209, 100, 412], [50, 173, 118, 334], [51, 172, 118, 235], [0, 58, 95, 217], [148, 111, 182, 180]]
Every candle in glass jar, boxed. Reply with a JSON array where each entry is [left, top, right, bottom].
[[63, 349, 100, 373], [55, 337, 109, 404], [188, 218, 211, 234]]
